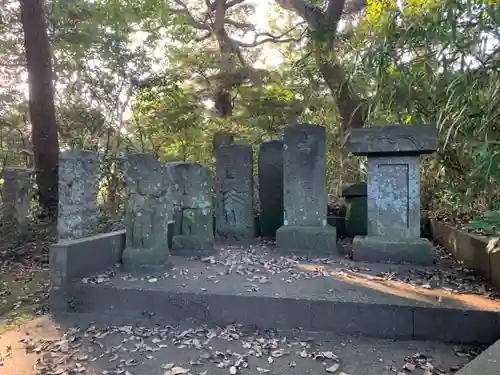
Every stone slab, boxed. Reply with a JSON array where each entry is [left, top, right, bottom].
[[215, 145, 254, 242], [347, 125, 438, 156], [1, 167, 32, 243], [276, 225, 337, 256], [352, 236, 435, 265], [123, 153, 173, 269], [57, 150, 100, 240], [455, 339, 500, 375], [283, 124, 327, 227], [258, 140, 284, 238], [49, 230, 126, 312], [66, 246, 500, 344], [366, 155, 421, 239]]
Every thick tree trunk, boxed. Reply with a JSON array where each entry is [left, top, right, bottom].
[[275, 0, 367, 183], [316, 52, 364, 181], [20, 0, 59, 219]]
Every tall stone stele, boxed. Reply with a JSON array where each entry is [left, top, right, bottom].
[[169, 161, 215, 255], [122, 153, 173, 271], [276, 123, 337, 255], [215, 144, 254, 242], [346, 124, 438, 265], [2, 167, 32, 244], [58, 150, 99, 240], [258, 140, 284, 238]]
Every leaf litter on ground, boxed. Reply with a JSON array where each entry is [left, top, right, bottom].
[[0, 317, 478, 375], [80, 244, 500, 302]]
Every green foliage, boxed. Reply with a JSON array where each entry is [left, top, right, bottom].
[[343, 0, 500, 213], [130, 75, 209, 162], [470, 211, 500, 236], [1, 0, 500, 221]]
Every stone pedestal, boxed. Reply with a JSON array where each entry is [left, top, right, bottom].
[[169, 162, 215, 255], [58, 150, 99, 240], [347, 125, 438, 265], [215, 145, 254, 243], [276, 123, 336, 255], [258, 140, 283, 238], [122, 153, 173, 271], [2, 167, 32, 244], [341, 182, 367, 237]]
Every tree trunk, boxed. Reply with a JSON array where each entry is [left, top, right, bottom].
[[20, 0, 59, 219], [315, 52, 364, 182]]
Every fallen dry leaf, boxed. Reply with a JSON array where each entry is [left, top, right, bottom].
[[403, 363, 416, 372], [164, 366, 190, 375], [326, 364, 340, 373]]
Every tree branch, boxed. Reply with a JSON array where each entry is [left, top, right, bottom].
[[233, 26, 306, 47], [274, 0, 324, 29], [171, 0, 210, 30], [226, 0, 246, 8], [325, 0, 346, 24], [224, 18, 255, 30]]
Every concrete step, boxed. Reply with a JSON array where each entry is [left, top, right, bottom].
[[58, 244, 500, 345]]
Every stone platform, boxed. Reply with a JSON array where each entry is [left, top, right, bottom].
[[51, 233, 500, 345]]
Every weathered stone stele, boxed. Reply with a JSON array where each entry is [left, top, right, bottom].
[[169, 161, 214, 254], [276, 124, 336, 255], [258, 140, 284, 238], [346, 124, 437, 265], [122, 153, 173, 271], [1, 167, 32, 244], [215, 144, 254, 242], [57, 150, 99, 240]]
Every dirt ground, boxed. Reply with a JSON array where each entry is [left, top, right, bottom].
[[0, 313, 479, 375]]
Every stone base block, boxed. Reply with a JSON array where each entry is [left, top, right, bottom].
[[172, 235, 215, 256], [121, 247, 172, 272], [352, 236, 435, 265], [216, 225, 254, 243], [276, 225, 337, 256]]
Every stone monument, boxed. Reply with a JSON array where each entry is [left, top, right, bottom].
[[341, 182, 367, 237], [215, 144, 254, 242], [258, 140, 283, 238], [58, 150, 99, 240], [276, 124, 337, 255], [346, 124, 437, 265], [2, 167, 32, 244], [170, 161, 215, 254], [122, 153, 173, 271]]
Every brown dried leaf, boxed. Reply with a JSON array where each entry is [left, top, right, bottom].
[[326, 364, 340, 373], [321, 351, 340, 361], [164, 366, 190, 375], [271, 348, 288, 358], [403, 363, 415, 372]]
